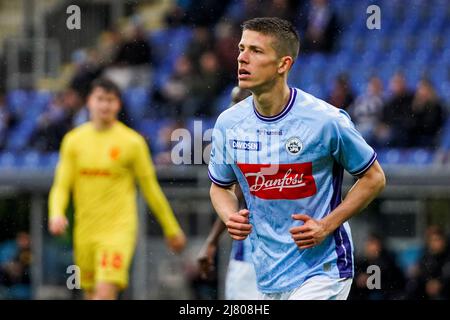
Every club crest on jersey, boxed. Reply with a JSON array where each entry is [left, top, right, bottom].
[[285, 137, 303, 155]]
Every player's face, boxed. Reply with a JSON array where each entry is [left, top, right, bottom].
[[87, 88, 121, 125], [237, 30, 280, 92]]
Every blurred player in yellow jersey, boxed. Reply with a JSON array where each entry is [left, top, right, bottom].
[[48, 78, 186, 299]]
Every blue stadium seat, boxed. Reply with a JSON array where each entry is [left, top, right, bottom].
[[22, 151, 42, 168], [6, 89, 29, 118], [138, 118, 177, 155], [303, 84, 326, 100], [407, 149, 434, 165], [377, 149, 403, 165], [437, 82, 450, 105], [40, 152, 59, 169], [0, 152, 16, 168], [5, 118, 36, 151], [123, 87, 151, 121], [214, 85, 234, 114]]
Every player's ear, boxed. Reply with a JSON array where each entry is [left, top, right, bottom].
[[278, 56, 293, 74]]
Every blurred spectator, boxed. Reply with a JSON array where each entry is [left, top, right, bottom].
[[104, 22, 152, 89], [328, 73, 354, 111], [188, 51, 224, 117], [30, 90, 74, 152], [97, 28, 123, 66], [184, 0, 231, 27], [165, 5, 188, 28], [262, 0, 301, 22], [214, 20, 241, 84], [186, 27, 214, 68], [69, 49, 104, 100], [350, 233, 405, 300], [434, 117, 450, 165], [409, 79, 444, 147], [348, 76, 384, 145], [0, 232, 31, 299], [153, 56, 194, 118], [406, 226, 450, 300], [151, 120, 187, 166], [64, 87, 87, 128], [0, 93, 16, 151], [377, 72, 415, 147], [301, 0, 340, 53]]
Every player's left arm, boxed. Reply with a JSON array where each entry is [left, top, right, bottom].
[[291, 161, 385, 249], [291, 109, 386, 249], [133, 136, 186, 253]]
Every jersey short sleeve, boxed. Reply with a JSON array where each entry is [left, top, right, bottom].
[[208, 118, 237, 187], [330, 109, 377, 176]]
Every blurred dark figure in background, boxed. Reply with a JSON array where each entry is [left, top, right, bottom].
[[0, 93, 16, 151], [301, 0, 340, 53], [153, 56, 194, 118], [214, 21, 241, 84], [184, 0, 231, 27], [69, 49, 104, 100], [348, 76, 384, 146], [409, 79, 444, 148], [406, 226, 450, 300], [105, 22, 152, 89], [188, 51, 224, 117], [187, 27, 214, 68], [30, 89, 81, 152], [328, 73, 354, 111], [377, 72, 415, 147], [0, 232, 31, 299], [350, 233, 405, 300]]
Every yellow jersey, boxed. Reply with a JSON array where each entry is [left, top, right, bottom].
[[49, 121, 182, 243]]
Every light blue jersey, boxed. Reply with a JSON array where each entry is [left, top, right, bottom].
[[208, 87, 376, 293]]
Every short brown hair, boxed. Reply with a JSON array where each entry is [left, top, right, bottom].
[[89, 78, 122, 100], [242, 17, 300, 62]]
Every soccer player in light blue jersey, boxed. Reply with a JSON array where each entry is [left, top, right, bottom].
[[208, 17, 386, 300]]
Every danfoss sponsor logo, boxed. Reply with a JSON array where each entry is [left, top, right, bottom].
[[79, 168, 112, 177], [237, 163, 317, 199]]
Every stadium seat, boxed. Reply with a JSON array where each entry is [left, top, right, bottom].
[[123, 87, 151, 121]]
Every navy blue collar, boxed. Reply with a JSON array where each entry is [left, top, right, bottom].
[[253, 88, 297, 122]]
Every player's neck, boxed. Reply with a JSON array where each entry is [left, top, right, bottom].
[[252, 82, 290, 117], [91, 119, 116, 131]]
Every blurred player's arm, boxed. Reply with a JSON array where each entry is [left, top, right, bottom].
[[290, 161, 386, 249], [197, 218, 226, 279], [210, 183, 251, 241], [48, 135, 74, 236], [134, 137, 186, 253]]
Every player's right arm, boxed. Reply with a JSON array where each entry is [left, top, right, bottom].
[[208, 118, 251, 240], [210, 184, 251, 241], [48, 134, 75, 236]]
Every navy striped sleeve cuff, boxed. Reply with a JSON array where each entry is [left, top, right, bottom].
[[208, 170, 236, 187], [349, 152, 377, 177]]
